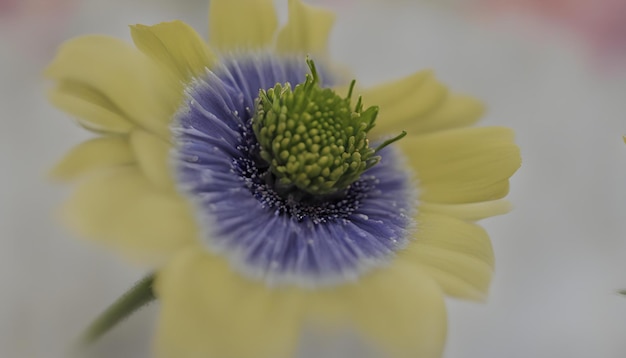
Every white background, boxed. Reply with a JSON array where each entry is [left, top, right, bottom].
[[2, 0, 626, 357]]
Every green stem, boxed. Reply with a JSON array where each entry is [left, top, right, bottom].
[[79, 274, 156, 345]]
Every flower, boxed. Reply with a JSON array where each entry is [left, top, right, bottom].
[[45, 0, 521, 357]]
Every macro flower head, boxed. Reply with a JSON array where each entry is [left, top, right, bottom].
[[46, 0, 521, 357]]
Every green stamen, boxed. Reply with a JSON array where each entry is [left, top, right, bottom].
[[252, 58, 404, 195]]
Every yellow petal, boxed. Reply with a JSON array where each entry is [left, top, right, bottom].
[[47, 81, 134, 134], [130, 21, 216, 85], [208, 0, 278, 51], [363, 70, 448, 137], [61, 166, 196, 265], [276, 0, 335, 55], [399, 126, 521, 204], [45, 35, 178, 139], [130, 130, 174, 191], [308, 261, 447, 358], [420, 199, 512, 221], [154, 249, 303, 358], [399, 212, 495, 301], [50, 136, 135, 181], [405, 93, 485, 135]]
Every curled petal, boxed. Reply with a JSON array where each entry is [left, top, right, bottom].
[[363, 70, 486, 138], [399, 126, 521, 204], [131, 21, 216, 85], [45, 35, 178, 139], [47, 81, 134, 134], [50, 136, 135, 181], [400, 212, 495, 300]]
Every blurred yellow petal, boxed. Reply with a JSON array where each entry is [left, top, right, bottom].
[[209, 0, 278, 51], [420, 199, 512, 221], [405, 93, 484, 135], [364, 70, 447, 137], [309, 261, 447, 358], [154, 249, 302, 358], [400, 212, 494, 300], [399, 126, 521, 204], [50, 136, 134, 181], [45, 35, 178, 139], [47, 81, 134, 134], [276, 0, 335, 55], [362, 71, 484, 137], [131, 21, 215, 85], [130, 130, 174, 191], [61, 167, 196, 264]]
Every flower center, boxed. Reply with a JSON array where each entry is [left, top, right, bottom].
[[252, 58, 405, 196], [173, 55, 416, 287]]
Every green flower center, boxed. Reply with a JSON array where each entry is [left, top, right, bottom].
[[252, 58, 405, 195]]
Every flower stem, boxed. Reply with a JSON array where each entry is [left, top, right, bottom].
[[79, 274, 156, 345]]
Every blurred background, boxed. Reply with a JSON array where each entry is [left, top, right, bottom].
[[2, 0, 626, 357]]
